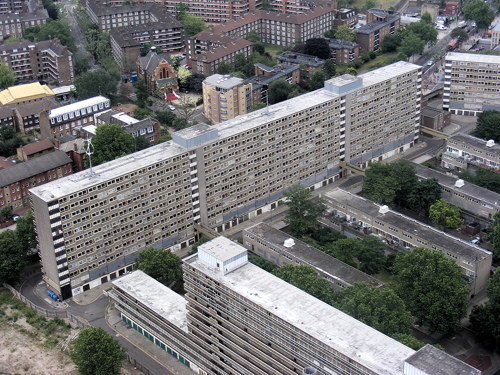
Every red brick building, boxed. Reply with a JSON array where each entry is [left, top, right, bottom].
[[0, 150, 72, 210], [137, 49, 179, 97], [16, 139, 54, 162]]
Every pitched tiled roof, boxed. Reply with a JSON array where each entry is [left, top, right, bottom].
[[19, 139, 54, 156], [138, 51, 175, 76], [191, 38, 253, 63], [0, 151, 71, 187], [15, 97, 60, 117]]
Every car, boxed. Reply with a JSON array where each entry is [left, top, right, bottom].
[[168, 105, 175, 111], [427, 59, 434, 66], [471, 237, 481, 245], [11, 214, 20, 222], [436, 25, 447, 30]]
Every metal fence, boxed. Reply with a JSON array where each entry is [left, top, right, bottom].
[[3, 283, 159, 375]]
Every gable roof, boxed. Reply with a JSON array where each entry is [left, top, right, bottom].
[[0, 151, 71, 187], [19, 139, 54, 156], [138, 51, 175, 76]]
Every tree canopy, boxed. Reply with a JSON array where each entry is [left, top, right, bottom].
[[187, 73, 205, 91], [322, 59, 336, 79], [181, 14, 207, 36], [355, 235, 387, 275], [283, 185, 325, 237], [459, 167, 500, 195], [134, 78, 149, 108], [16, 210, 37, 252], [334, 25, 356, 42], [429, 199, 463, 230], [272, 265, 335, 303], [485, 211, 500, 261], [469, 269, 500, 352], [331, 283, 413, 337], [0, 61, 16, 89], [24, 20, 77, 53], [392, 247, 469, 333], [398, 31, 426, 60], [463, 1, 495, 29], [303, 38, 331, 59], [450, 27, 469, 46], [475, 110, 500, 142], [406, 21, 438, 45], [408, 177, 442, 215], [89, 123, 136, 166], [135, 247, 183, 291], [0, 125, 24, 157], [249, 255, 278, 273], [362, 160, 417, 206], [0, 230, 27, 285], [74, 69, 120, 99], [69, 327, 126, 375]]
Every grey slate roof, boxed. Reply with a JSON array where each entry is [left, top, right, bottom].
[[0, 151, 71, 187], [138, 51, 174, 76], [357, 19, 398, 34], [405, 345, 481, 375]]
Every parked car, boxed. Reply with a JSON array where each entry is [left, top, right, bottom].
[[168, 105, 175, 111], [471, 237, 481, 245], [427, 59, 434, 66], [11, 214, 20, 222]]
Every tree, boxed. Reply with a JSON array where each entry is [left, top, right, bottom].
[[450, 27, 469, 46], [155, 133, 172, 144], [176, 94, 197, 122], [332, 283, 413, 336], [216, 61, 233, 75], [382, 33, 402, 52], [392, 247, 469, 333], [355, 236, 386, 275], [132, 107, 152, 120], [249, 256, 278, 272], [391, 159, 418, 205], [335, 25, 355, 42], [140, 42, 162, 57], [41, 0, 59, 20], [0, 206, 12, 222], [134, 247, 183, 290], [181, 14, 207, 36], [176, 66, 191, 89], [486, 212, 500, 261], [74, 57, 90, 76], [133, 135, 150, 151], [391, 333, 426, 350], [272, 265, 335, 303], [69, 327, 126, 375], [260, 0, 271, 10], [322, 238, 359, 267], [74, 69, 119, 99], [324, 29, 336, 39], [421, 11, 432, 25], [362, 0, 376, 12], [90, 123, 136, 166], [157, 110, 177, 128], [172, 117, 188, 130], [248, 102, 266, 112], [268, 79, 292, 104], [469, 269, 500, 352], [463, 1, 495, 29], [475, 110, 500, 142], [362, 162, 398, 205], [134, 78, 149, 108], [460, 167, 500, 194], [398, 32, 425, 61], [175, 2, 189, 20], [245, 30, 261, 43], [283, 185, 325, 237], [406, 21, 438, 45], [16, 210, 37, 252], [322, 59, 336, 79], [24, 20, 77, 53], [303, 38, 331, 59], [187, 73, 205, 91], [0, 230, 27, 285], [0, 61, 16, 89], [429, 199, 463, 230], [408, 178, 442, 215], [0, 125, 24, 157], [310, 71, 326, 90]]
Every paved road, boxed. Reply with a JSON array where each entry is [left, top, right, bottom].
[[61, 0, 94, 67]]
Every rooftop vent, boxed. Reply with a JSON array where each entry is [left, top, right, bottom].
[[379, 205, 389, 214], [486, 139, 495, 147], [303, 367, 318, 375], [455, 179, 465, 188], [283, 238, 295, 248]]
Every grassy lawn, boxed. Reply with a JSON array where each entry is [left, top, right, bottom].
[[350, 0, 396, 11], [373, 268, 394, 287], [264, 44, 285, 60], [357, 51, 398, 73]]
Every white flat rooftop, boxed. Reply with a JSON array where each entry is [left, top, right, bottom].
[[358, 61, 421, 87], [186, 248, 415, 374], [29, 139, 187, 201], [198, 236, 246, 262], [49, 96, 109, 117], [446, 52, 500, 64], [112, 270, 188, 332]]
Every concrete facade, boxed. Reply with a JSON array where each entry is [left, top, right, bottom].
[[30, 61, 422, 300]]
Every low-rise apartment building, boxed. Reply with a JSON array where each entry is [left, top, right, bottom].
[[0, 0, 22, 13], [247, 63, 300, 101], [334, 7, 358, 27], [12, 96, 60, 134], [30, 61, 422, 299], [442, 132, 500, 172], [420, 106, 451, 132], [356, 9, 400, 52], [163, 0, 260, 23], [243, 222, 384, 289], [323, 188, 492, 296], [276, 51, 324, 73], [39, 96, 111, 139], [109, 238, 480, 375], [95, 110, 160, 145], [0, 1, 48, 41], [195, 7, 335, 48], [202, 74, 253, 124], [0, 151, 72, 210], [413, 162, 500, 226], [328, 39, 360, 65], [443, 52, 500, 116], [109, 20, 183, 65], [16, 139, 54, 161], [0, 39, 73, 85]]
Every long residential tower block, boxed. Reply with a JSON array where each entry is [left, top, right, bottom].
[[30, 61, 422, 299]]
